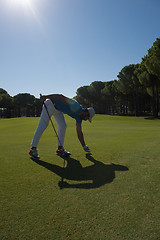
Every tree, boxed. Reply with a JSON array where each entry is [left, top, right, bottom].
[[101, 80, 119, 114], [0, 88, 8, 95], [0, 89, 13, 118], [13, 93, 36, 117], [144, 38, 160, 79], [76, 81, 105, 113], [117, 64, 148, 116], [76, 86, 91, 107], [88, 81, 105, 113], [138, 38, 160, 117], [34, 98, 42, 117]]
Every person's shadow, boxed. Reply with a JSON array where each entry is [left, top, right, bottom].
[[32, 154, 129, 189]]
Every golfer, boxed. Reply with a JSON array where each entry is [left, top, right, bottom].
[[29, 94, 95, 159]]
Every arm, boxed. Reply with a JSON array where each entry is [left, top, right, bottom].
[[40, 94, 69, 104], [76, 123, 85, 147], [76, 123, 91, 152]]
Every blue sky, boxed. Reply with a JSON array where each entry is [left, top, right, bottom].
[[0, 0, 160, 98]]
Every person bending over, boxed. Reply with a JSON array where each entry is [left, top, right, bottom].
[[29, 94, 95, 159]]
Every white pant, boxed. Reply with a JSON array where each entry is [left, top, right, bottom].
[[31, 99, 67, 147]]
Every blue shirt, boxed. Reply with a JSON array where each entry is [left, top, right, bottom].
[[53, 98, 83, 124]]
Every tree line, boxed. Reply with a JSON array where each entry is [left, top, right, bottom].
[[0, 38, 160, 118], [75, 38, 160, 117], [0, 90, 42, 118]]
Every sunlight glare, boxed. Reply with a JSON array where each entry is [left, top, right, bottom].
[[10, 0, 32, 7], [5, 0, 46, 35]]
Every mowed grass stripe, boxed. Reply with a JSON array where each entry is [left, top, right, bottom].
[[0, 116, 159, 240]]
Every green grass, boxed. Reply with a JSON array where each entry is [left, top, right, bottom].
[[0, 115, 160, 240]]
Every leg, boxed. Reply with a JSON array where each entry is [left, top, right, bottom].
[[53, 112, 71, 156], [53, 111, 67, 147], [31, 99, 56, 148]]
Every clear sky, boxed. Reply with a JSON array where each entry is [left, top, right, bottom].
[[0, 0, 160, 98]]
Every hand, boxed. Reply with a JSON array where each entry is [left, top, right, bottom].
[[83, 145, 91, 153], [40, 94, 46, 103]]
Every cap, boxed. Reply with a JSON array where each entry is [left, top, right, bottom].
[[87, 107, 95, 122]]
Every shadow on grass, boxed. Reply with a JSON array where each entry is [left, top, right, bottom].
[[32, 154, 129, 189], [144, 116, 160, 120]]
